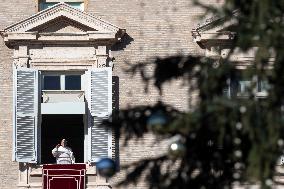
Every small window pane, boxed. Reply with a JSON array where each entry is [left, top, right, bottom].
[[65, 75, 81, 90], [39, 2, 84, 11], [66, 2, 84, 10], [238, 80, 251, 94], [258, 80, 270, 92], [40, 3, 57, 10], [43, 76, 61, 90]]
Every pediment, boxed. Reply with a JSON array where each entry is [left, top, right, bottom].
[[29, 16, 97, 33], [1, 2, 125, 43], [192, 10, 238, 33], [192, 10, 238, 48]]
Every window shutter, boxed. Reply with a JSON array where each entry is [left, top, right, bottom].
[[13, 68, 39, 163], [87, 67, 112, 162], [112, 76, 119, 161]]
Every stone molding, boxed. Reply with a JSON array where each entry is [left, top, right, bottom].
[[191, 10, 238, 49], [192, 31, 236, 49], [192, 12, 274, 68], [3, 32, 118, 42], [191, 11, 251, 68], [1, 3, 125, 69], [1, 3, 125, 45], [192, 10, 239, 32], [3, 3, 122, 33]]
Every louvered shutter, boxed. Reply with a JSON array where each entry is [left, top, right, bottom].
[[112, 76, 119, 161], [13, 68, 39, 163], [87, 67, 112, 162]]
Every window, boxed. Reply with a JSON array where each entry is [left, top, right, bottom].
[[42, 73, 82, 90], [65, 75, 81, 90], [43, 76, 61, 90], [41, 114, 84, 164], [237, 80, 251, 95], [39, 0, 85, 11], [226, 71, 270, 98], [14, 68, 114, 164], [257, 80, 270, 93]]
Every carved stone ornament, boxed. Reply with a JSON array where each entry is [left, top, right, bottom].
[[191, 10, 238, 49], [1, 2, 125, 44], [0, 2, 126, 70], [191, 10, 274, 68]]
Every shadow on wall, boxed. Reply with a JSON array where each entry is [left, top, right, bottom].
[[112, 33, 134, 51]]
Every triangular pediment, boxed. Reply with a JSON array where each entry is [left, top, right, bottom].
[[29, 16, 97, 33], [192, 10, 238, 48], [192, 10, 238, 33], [3, 3, 121, 33]]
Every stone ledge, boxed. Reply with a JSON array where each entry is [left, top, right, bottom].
[[18, 182, 42, 189], [86, 182, 111, 189]]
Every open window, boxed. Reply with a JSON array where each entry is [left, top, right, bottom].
[[41, 114, 85, 164], [13, 67, 113, 164]]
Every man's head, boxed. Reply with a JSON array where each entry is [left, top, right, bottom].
[[61, 139, 67, 147]]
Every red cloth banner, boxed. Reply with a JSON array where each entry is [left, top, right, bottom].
[[43, 164, 86, 189]]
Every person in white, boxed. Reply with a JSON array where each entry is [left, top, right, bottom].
[[52, 139, 75, 164]]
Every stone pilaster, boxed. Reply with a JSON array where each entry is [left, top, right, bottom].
[[96, 46, 108, 68], [14, 46, 29, 68]]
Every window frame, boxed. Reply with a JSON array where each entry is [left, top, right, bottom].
[[42, 71, 84, 91], [13, 68, 114, 165], [38, 0, 86, 11], [227, 73, 270, 98]]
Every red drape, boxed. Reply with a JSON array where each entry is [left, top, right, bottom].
[[43, 164, 86, 189]]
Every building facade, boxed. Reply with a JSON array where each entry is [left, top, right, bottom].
[[0, 0, 223, 188]]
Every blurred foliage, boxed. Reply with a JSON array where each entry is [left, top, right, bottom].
[[104, 0, 284, 188]]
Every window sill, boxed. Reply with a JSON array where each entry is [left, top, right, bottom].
[[29, 163, 97, 176], [42, 90, 84, 92], [30, 165, 43, 176], [235, 91, 268, 98]]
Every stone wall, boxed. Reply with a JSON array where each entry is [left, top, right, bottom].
[[0, 0, 223, 188]]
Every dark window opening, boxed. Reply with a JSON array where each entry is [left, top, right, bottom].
[[41, 114, 85, 164], [43, 76, 60, 90], [65, 75, 81, 90]]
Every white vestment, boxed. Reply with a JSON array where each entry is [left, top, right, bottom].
[[52, 146, 75, 164]]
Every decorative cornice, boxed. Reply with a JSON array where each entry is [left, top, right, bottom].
[[1, 3, 126, 45], [193, 15, 222, 32], [3, 2, 123, 34], [192, 10, 239, 32], [192, 10, 238, 48]]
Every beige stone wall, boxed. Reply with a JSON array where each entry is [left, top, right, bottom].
[[0, 1, 37, 188], [0, 0, 223, 188]]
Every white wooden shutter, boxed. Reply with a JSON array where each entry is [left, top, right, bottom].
[[112, 76, 119, 161], [87, 67, 112, 162], [13, 68, 39, 163]]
